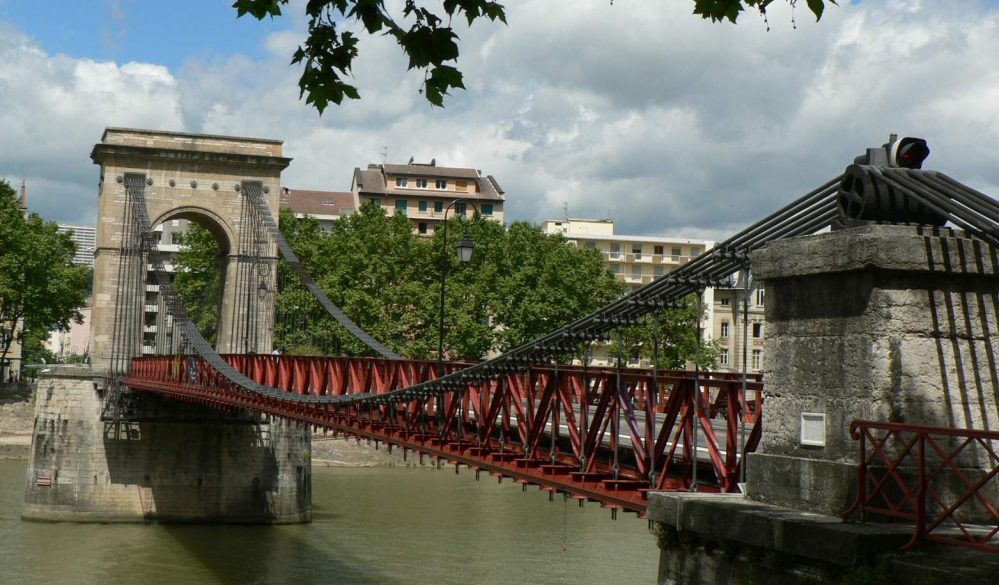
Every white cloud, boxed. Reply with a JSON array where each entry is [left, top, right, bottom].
[[1, 1, 998, 243]]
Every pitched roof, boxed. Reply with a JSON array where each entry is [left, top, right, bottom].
[[352, 163, 504, 201], [280, 188, 356, 217]]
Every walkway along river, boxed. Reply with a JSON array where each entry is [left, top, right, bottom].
[[0, 459, 657, 585]]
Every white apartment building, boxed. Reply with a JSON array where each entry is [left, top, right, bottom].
[[542, 218, 715, 367], [57, 224, 97, 268]]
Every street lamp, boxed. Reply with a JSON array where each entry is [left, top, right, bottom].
[[438, 199, 480, 376]]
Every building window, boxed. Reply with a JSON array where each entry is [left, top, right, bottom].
[[455, 180, 468, 192], [756, 288, 765, 306], [632, 244, 642, 259], [418, 200, 428, 212], [631, 264, 642, 278], [610, 243, 621, 258], [395, 177, 408, 188], [671, 247, 681, 261], [170, 232, 182, 245], [610, 264, 620, 274], [752, 349, 762, 370], [369, 198, 381, 207], [434, 201, 443, 213], [321, 199, 335, 205], [691, 246, 702, 256], [435, 179, 447, 190], [395, 199, 407, 215], [752, 322, 763, 338], [720, 297, 731, 306], [720, 321, 729, 338], [654, 244, 664, 255], [481, 203, 493, 216], [454, 202, 467, 216], [416, 178, 428, 189], [418, 222, 428, 235], [653, 266, 664, 279], [720, 349, 729, 366], [583, 240, 596, 249]]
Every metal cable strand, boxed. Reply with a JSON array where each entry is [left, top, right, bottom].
[[123, 167, 997, 410], [240, 181, 401, 359]]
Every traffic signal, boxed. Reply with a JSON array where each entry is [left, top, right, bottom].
[[888, 137, 929, 169]]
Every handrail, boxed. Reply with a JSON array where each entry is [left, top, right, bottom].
[[846, 420, 999, 553]]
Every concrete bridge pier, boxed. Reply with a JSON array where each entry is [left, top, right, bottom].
[[22, 366, 311, 523], [650, 224, 998, 585]]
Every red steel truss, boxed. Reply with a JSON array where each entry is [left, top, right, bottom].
[[846, 420, 999, 553], [124, 355, 764, 515]]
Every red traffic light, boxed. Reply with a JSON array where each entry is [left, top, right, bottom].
[[889, 137, 929, 169]]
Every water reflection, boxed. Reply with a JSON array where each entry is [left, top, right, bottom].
[[1, 460, 656, 585]]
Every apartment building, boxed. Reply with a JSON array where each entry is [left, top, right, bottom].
[[542, 218, 714, 367], [351, 160, 505, 235], [279, 188, 355, 231], [712, 273, 767, 374], [57, 224, 97, 267], [542, 219, 713, 293]]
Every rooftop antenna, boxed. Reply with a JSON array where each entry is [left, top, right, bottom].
[[379, 146, 388, 165]]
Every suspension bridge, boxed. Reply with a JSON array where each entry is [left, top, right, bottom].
[[23, 130, 998, 565]]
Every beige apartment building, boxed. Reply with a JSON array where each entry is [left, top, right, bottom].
[[711, 274, 767, 374], [542, 218, 715, 367], [541, 218, 712, 293], [352, 161, 505, 235]]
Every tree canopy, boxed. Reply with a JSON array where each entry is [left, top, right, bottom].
[[234, 0, 836, 111], [0, 180, 90, 367], [173, 204, 626, 361]]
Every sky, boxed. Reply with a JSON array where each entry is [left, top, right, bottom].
[[1, 0, 998, 242]]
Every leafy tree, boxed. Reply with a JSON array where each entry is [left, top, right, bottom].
[[0, 180, 90, 369], [234, 0, 835, 110], [607, 293, 721, 370], [173, 223, 225, 346], [485, 222, 624, 352]]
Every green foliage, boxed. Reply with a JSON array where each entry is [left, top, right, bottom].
[[235, 1, 834, 110], [173, 223, 225, 346], [233, 0, 505, 111], [693, 0, 836, 24], [607, 293, 720, 369], [274, 204, 628, 361], [0, 180, 89, 364]]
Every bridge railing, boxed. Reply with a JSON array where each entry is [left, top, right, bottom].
[[126, 354, 764, 511], [846, 420, 999, 554]]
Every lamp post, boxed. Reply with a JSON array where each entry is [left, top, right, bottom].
[[437, 199, 479, 377]]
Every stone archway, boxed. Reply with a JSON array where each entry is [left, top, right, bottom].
[[89, 128, 291, 372]]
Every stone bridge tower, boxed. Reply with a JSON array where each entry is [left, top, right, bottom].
[[89, 128, 290, 371], [23, 129, 310, 524]]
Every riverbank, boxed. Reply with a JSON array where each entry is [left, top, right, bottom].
[[0, 384, 420, 466]]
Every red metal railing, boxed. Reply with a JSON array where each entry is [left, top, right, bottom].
[[124, 355, 764, 515], [846, 420, 999, 553]]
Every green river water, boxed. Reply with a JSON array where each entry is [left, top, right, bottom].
[[0, 459, 657, 585]]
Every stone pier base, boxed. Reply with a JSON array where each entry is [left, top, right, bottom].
[[22, 366, 311, 523]]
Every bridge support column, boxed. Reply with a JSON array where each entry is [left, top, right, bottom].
[[649, 224, 998, 585], [22, 366, 311, 523], [747, 224, 998, 515]]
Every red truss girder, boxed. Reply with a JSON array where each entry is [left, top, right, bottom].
[[846, 420, 999, 554], [124, 355, 764, 515]]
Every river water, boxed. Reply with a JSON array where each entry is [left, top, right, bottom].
[[0, 459, 657, 585]]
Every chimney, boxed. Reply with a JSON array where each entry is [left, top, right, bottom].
[[19, 179, 27, 210]]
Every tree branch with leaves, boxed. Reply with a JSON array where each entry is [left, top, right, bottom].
[[235, 0, 835, 111]]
